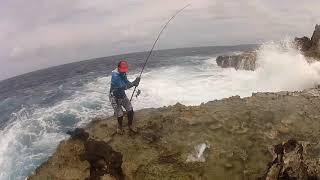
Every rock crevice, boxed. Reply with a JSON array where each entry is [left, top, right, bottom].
[[29, 128, 124, 180], [29, 88, 320, 179], [262, 139, 319, 179]]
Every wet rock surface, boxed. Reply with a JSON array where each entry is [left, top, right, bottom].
[[82, 140, 124, 180], [29, 88, 320, 179], [295, 24, 320, 59], [67, 128, 89, 141], [216, 51, 257, 70], [29, 128, 123, 180], [294, 36, 313, 52], [217, 24, 320, 71], [311, 24, 320, 49], [262, 139, 320, 180]]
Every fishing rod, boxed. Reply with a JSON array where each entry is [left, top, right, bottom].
[[130, 4, 191, 101]]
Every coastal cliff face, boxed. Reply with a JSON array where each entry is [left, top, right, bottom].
[[295, 24, 320, 59], [264, 139, 320, 179], [216, 52, 257, 71], [217, 24, 320, 70], [29, 88, 320, 180]]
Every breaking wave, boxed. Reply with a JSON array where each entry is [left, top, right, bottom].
[[253, 41, 320, 91], [1, 41, 320, 179]]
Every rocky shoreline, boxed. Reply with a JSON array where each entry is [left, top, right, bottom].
[[216, 24, 320, 70], [295, 24, 320, 59], [216, 51, 257, 71], [27, 24, 320, 180], [29, 88, 320, 180]]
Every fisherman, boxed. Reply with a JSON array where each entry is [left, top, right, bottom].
[[109, 60, 140, 134]]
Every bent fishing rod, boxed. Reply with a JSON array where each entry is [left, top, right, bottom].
[[130, 4, 190, 101]]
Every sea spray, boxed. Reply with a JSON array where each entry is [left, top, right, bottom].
[[0, 81, 113, 179], [254, 40, 320, 92], [186, 143, 210, 162], [1, 42, 320, 179]]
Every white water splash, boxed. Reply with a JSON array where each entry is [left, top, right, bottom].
[[0, 78, 113, 179], [1, 40, 320, 179], [253, 41, 320, 92], [186, 143, 210, 162]]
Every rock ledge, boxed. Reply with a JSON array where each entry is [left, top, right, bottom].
[[29, 88, 320, 180]]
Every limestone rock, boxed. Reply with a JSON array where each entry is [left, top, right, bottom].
[[263, 139, 320, 180], [216, 51, 257, 70], [29, 88, 320, 179], [82, 140, 124, 180], [295, 24, 320, 59], [217, 24, 320, 72], [29, 128, 124, 180], [311, 24, 320, 50], [294, 36, 312, 51], [67, 128, 89, 141]]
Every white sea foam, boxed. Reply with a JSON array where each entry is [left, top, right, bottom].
[[253, 41, 320, 92], [0, 78, 113, 179], [186, 143, 209, 162], [1, 41, 320, 179]]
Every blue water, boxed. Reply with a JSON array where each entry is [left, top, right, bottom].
[[0, 45, 256, 179]]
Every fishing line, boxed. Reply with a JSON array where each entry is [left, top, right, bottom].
[[130, 4, 191, 101]]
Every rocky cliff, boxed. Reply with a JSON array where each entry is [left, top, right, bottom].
[[217, 24, 320, 70], [263, 139, 320, 179], [216, 52, 257, 71], [295, 24, 320, 59], [29, 88, 320, 180]]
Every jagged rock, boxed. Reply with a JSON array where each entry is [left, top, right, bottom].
[[28, 139, 90, 180], [82, 140, 124, 180], [294, 36, 312, 51], [311, 24, 320, 50], [29, 88, 320, 179], [263, 139, 319, 180], [29, 128, 124, 180], [294, 24, 320, 52], [67, 128, 89, 141], [216, 51, 256, 70], [295, 24, 320, 59], [218, 24, 320, 71]]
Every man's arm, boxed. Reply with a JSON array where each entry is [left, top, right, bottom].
[[123, 75, 134, 89], [124, 75, 140, 89], [111, 73, 140, 92]]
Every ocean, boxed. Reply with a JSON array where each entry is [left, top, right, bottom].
[[1, 43, 320, 179]]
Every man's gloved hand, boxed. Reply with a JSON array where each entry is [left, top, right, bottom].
[[132, 77, 141, 86]]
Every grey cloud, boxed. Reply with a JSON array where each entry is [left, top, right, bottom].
[[0, 0, 319, 80]]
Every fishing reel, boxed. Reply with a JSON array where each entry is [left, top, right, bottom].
[[135, 89, 141, 98]]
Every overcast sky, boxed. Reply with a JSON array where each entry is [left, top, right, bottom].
[[0, 0, 319, 80]]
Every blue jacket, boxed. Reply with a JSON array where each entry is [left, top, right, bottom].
[[110, 69, 133, 98]]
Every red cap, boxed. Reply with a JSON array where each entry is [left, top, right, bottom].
[[118, 60, 128, 73]]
